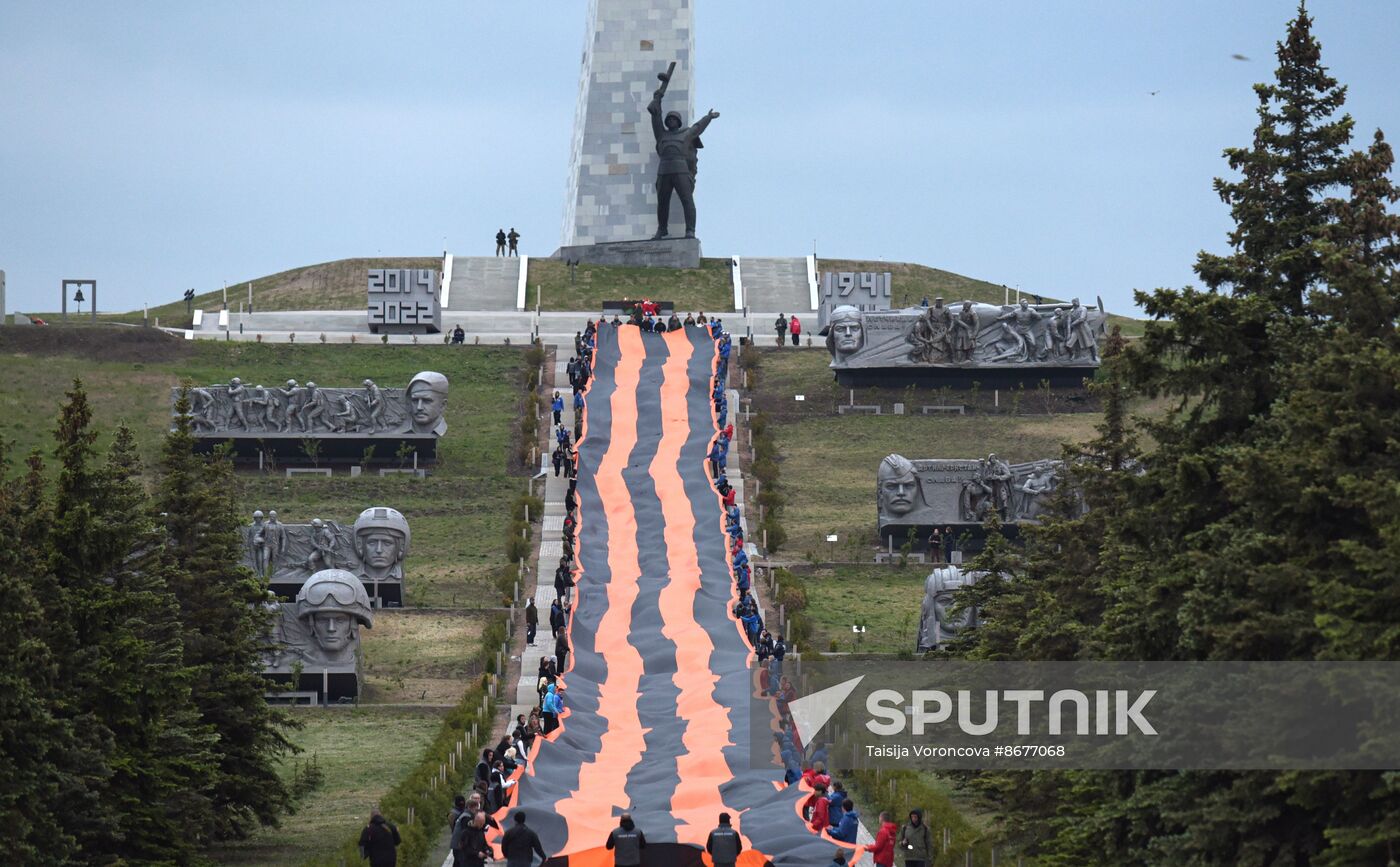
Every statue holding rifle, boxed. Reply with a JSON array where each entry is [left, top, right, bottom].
[[648, 61, 719, 240]]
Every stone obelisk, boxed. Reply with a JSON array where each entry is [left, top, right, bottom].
[[560, 0, 695, 252]]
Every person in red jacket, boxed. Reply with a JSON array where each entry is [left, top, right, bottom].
[[802, 761, 831, 791], [807, 783, 830, 833], [870, 811, 898, 867], [789, 314, 802, 345]]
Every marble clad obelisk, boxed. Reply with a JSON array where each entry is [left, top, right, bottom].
[[561, 0, 695, 247]]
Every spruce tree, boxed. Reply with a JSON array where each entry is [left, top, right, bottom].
[[43, 383, 215, 862], [159, 388, 295, 839], [949, 7, 1400, 862]]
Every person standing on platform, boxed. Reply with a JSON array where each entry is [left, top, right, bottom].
[[507, 228, 520, 257], [495, 229, 507, 256], [789, 313, 802, 346], [525, 598, 538, 647], [928, 527, 943, 564], [774, 313, 788, 346]]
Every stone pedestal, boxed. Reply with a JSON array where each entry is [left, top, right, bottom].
[[555, 237, 702, 270]]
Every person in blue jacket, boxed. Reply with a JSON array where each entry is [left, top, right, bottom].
[[741, 610, 762, 645], [829, 800, 859, 843], [573, 391, 584, 413], [551, 392, 564, 425]]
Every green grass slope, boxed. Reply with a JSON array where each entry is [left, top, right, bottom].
[[209, 708, 445, 867], [76, 257, 439, 329], [526, 256, 735, 313], [75, 252, 1142, 332]]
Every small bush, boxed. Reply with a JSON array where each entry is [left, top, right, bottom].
[[512, 495, 545, 522]]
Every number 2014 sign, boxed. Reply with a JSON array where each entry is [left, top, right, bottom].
[[368, 269, 442, 334]]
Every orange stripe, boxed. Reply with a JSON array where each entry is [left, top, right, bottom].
[[651, 329, 746, 846], [551, 325, 649, 851]]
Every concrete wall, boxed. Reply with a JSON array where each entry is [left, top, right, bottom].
[[561, 0, 695, 247]]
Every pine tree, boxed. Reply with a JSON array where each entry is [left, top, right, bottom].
[[159, 388, 295, 839]]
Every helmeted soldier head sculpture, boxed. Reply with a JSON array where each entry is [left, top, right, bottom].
[[878, 454, 919, 517], [353, 507, 410, 583], [295, 569, 373, 664], [917, 566, 983, 651], [406, 371, 449, 436]]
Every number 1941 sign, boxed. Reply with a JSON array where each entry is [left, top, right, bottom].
[[368, 269, 442, 335]]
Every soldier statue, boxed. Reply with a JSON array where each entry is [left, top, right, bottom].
[[648, 62, 719, 241]]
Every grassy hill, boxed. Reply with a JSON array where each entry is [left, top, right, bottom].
[[818, 257, 1029, 307], [82, 257, 440, 328], [527, 256, 735, 312], [73, 252, 1141, 328]]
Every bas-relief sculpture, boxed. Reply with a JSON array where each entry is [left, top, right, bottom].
[[173, 372, 448, 440], [824, 298, 1107, 371], [245, 507, 410, 604], [916, 566, 989, 652], [877, 453, 1071, 538], [262, 569, 374, 700]]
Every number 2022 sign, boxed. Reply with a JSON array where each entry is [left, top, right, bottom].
[[368, 269, 442, 334]]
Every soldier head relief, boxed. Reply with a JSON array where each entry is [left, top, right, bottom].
[[353, 507, 410, 582], [406, 371, 449, 435], [878, 454, 919, 517], [295, 569, 373, 664], [826, 305, 866, 358]]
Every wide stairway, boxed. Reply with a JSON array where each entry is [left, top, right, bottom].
[[739, 257, 812, 314], [506, 326, 843, 866], [445, 255, 520, 311]]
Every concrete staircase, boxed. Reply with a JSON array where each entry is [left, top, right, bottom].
[[739, 257, 813, 314], [446, 256, 521, 311]]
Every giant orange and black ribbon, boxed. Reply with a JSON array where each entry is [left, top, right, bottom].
[[492, 326, 852, 866]]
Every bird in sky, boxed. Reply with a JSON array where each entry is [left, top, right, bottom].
[[1149, 90, 1160, 96], [1231, 53, 1251, 61]]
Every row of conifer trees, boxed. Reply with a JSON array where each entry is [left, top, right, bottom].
[[1, 386, 294, 864]]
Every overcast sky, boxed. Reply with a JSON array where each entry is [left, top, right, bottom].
[[2, 1, 1397, 316]]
